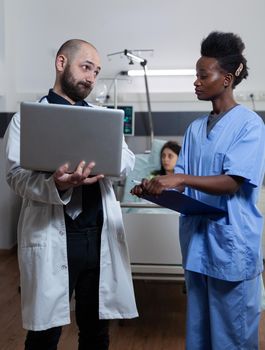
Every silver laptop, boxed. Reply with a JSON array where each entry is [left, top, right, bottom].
[[20, 102, 124, 176]]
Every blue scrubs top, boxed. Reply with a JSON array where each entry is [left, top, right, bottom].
[[175, 105, 265, 281]]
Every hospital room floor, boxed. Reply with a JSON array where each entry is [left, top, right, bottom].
[[0, 249, 264, 350]]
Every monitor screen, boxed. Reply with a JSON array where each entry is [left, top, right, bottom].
[[107, 106, 134, 136]]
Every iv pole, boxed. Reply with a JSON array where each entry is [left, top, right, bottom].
[[108, 49, 154, 150], [140, 60, 154, 150], [123, 50, 154, 150]]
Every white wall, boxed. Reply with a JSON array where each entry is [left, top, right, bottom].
[[1, 0, 265, 112], [1, 0, 265, 249]]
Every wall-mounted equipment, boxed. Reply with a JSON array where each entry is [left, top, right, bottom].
[[107, 105, 134, 136]]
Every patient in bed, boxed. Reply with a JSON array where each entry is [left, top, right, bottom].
[[122, 139, 181, 212], [122, 139, 166, 205], [149, 140, 181, 178]]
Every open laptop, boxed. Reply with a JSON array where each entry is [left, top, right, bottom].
[[20, 102, 124, 176]]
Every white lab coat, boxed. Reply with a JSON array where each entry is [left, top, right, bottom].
[[4, 99, 138, 331]]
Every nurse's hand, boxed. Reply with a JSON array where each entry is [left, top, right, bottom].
[[130, 178, 150, 197], [142, 174, 185, 196], [53, 161, 104, 191]]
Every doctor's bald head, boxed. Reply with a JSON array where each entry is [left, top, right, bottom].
[[56, 39, 98, 63], [53, 39, 101, 104]]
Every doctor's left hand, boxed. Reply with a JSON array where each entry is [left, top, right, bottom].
[[53, 161, 104, 191]]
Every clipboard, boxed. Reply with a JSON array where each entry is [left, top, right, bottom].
[[142, 189, 226, 215]]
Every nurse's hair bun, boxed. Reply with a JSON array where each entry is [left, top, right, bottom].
[[200, 31, 248, 88]]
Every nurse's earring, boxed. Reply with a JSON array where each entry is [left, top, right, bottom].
[[235, 63, 243, 77]]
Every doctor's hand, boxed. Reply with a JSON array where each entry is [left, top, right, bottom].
[[53, 161, 104, 191]]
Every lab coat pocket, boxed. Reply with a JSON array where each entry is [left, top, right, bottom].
[[111, 201, 126, 242], [205, 219, 234, 268], [20, 205, 48, 248]]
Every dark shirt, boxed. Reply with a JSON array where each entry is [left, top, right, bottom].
[[42, 89, 103, 232], [207, 105, 238, 136]]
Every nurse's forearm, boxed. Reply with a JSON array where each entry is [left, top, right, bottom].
[[182, 174, 243, 195]]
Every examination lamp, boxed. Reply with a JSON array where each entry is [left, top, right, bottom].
[[123, 49, 147, 65]]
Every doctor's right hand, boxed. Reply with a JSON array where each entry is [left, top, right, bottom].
[[53, 161, 104, 191]]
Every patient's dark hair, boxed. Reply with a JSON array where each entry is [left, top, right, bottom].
[[152, 141, 181, 176], [201, 31, 248, 88]]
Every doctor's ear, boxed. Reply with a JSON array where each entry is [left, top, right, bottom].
[[224, 73, 233, 87], [55, 54, 68, 72]]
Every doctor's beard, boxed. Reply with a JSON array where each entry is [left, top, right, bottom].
[[60, 65, 93, 102]]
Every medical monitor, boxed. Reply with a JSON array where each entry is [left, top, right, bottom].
[[107, 106, 134, 136]]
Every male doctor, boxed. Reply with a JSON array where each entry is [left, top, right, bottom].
[[4, 39, 138, 350]]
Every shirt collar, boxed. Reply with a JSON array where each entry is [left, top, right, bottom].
[[46, 89, 88, 107]]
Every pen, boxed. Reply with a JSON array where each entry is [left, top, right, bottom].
[[131, 179, 141, 185]]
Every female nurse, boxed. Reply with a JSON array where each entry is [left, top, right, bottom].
[[131, 31, 265, 349]]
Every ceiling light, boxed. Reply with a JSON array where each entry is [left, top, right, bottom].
[[124, 69, 196, 77]]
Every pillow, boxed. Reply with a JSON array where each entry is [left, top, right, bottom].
[[122, 139, 166, 204], [148, 139, 167, 169], [122, 153, 152, 203], [121, 152, 172, 213]]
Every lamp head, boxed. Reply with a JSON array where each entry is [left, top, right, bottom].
[[124, 49, 146, 65]]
